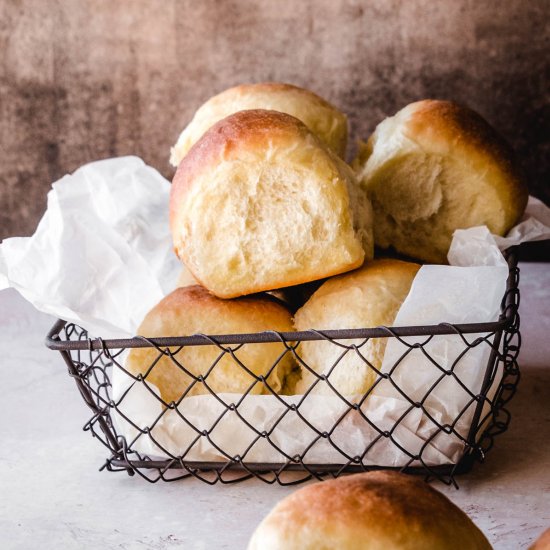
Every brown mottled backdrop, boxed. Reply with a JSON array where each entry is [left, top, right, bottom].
[[1, 0, 549, 249]]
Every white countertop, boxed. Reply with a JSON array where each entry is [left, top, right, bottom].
[[1, 262, 549, 550]]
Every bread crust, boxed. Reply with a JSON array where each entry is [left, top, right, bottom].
[[404, 100, 528, 218], [355, 100, 528, 264], [293, 259, 420, 396], [248, 471, 492, 549], [170, 82, 348, 164], [126, 286, 295, 401], [170, 109, 372, 299], [170, 110, 313, 238]]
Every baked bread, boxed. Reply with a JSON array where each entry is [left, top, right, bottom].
[[294, 259, 419, 396], [354, 100, 528, 264], [170, 82, 348, 165], [170, 109, 373, 299], [248, 471, 492, 549], [126, 286, 295, 402]]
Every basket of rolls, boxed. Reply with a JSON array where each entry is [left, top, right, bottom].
[[45, 82, 528, 486]]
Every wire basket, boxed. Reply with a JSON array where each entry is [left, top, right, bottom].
[[45, 250, 520, 487]]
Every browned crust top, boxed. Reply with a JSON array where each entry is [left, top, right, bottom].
[[405, 99, 528, 210], [170, 109, 313, 235], [139, 285, 293, 335], [262, 471, 491, 547], [407, 100, 517, 164]]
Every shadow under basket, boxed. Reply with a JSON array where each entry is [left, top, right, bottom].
[[45, 250, 521, 488]]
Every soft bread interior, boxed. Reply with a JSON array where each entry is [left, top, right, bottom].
[[174, 128, 372, 299], [355, 100, 528, 264], [184, 161, 362, 297], [364, 148, 505, 263]]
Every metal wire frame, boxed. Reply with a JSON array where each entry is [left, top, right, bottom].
[[45, 249, 520, 487]]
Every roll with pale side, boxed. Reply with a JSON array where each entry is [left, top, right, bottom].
[[170, 82, 348, 165], [170, 109, 374, 299], [294, 259, 420, 396], [354, 100, 528, 264], [247, 471, 492, 550], [126, 286, 295, 402]]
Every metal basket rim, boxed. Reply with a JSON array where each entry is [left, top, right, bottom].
[[43, 249, 521, 486], [45, 249, 518, 352]]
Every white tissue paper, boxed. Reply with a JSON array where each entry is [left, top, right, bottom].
[[2, 159, 549, 467], [0, 157, 181, 338]]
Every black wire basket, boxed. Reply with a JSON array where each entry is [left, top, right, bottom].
[[45, 249, 520, 488]]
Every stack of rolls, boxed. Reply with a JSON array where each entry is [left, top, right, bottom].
[[127, 82, 528, 401]]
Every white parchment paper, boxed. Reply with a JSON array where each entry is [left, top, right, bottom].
[[2, 158, 549, 466], [0, 157, 181, 337]]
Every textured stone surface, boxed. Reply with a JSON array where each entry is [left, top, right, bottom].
[[1, 0, 549, 239]]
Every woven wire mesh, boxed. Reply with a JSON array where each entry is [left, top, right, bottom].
[[46, 252, 520, 487]]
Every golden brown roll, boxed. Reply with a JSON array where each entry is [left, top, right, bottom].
[[247, 471, 492, 550], [530, 529, 550, 550], [354, 100, 528, 264], [294, 259, 420, 396], [170, 109, 373, 299], [126, 286, 295, 402], [170, 82, 348, 165]]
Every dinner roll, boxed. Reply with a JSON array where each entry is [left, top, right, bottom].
[[126, 286, 295, 402], [294, 259, 419, 396], [354, 100, 528, 264], [247, 471, 492, 549], [170, 109, 373, 299], [170, 82, 348, 165]]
